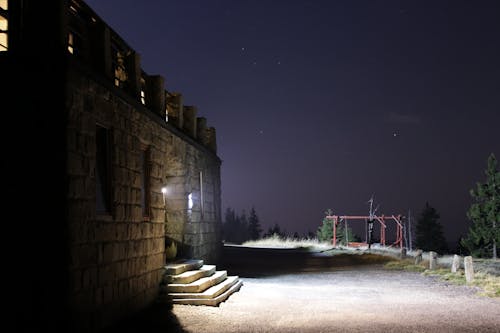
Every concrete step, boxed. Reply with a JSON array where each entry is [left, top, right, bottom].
[[166, 271, 227, 293], [171, 278, 243, 306], [163, 265, 216, 284], [164, 259, 204, 276], [168, 275, 241, 300]]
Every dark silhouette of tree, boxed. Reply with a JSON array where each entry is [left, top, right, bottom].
[[461, 153, 499, 259], [237, 209, 249, 243], [247, 206, 262, 240], [222, 207, 237, 243], [264, 223, 285, 237], [223, 207, 250, 244], [415, 203, 448, 252], [306, 230, 316, 239]]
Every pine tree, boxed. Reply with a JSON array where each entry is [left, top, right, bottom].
[[247, 206, 262, 240], [415, 203, 448, 252], [236, 210, 249, 244], [461, 153, 500, 259], [222, 207, 237, 243], [316, 209, 359, 244], [316, 215, 333, 242], [264, 223, 284, 238], [223, 207, 251, 244]]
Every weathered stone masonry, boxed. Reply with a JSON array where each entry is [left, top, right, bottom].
[[2, 0, 222, 332]]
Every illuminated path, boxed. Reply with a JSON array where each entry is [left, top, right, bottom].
[[172, 248, 500, 333]]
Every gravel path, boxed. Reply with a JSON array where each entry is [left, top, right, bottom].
[[173, 264, 500, 333]]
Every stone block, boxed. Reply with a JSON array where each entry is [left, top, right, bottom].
[[165, 219, 184, 235], [82, 267, 97, 289], [75, 244, 98, 267], [451, 254, 461, 273], [464, 256, 474, 282], [429, 251, 437, 270], [103, 284, 113, 304], [102, 243, 116, 263], [99, 265, 113, 286], [414, 249, 423, 265]]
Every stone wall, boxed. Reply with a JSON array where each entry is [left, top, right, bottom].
[[66, 63, 221, 331]]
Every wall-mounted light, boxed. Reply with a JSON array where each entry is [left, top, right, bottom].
[[188, 193, 193, 210], [161, 187, 167, 208]]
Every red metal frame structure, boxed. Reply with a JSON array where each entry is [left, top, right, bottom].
[[326, 214, 403, 249]]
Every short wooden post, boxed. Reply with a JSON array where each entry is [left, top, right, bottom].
[[451, 254, 460, 273], [464, 256, 474, 283], [415, 249, 423, 265], [429, 251, 437, 270]]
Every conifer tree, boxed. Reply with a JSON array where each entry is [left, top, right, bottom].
[[415, 203, 448, 252], [247, 206, 262, 240], [461, 153, 500, 259], [316, 209, 359, 244], [236, 210, 249, 244], [222, 207, 237, 243], [264, 223, 285, 238]]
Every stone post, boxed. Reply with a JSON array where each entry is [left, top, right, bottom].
[[183, 106, 197, 138], [90, 22, 112, 79], [196, 117, 207, 141], [205, 127, 217, 153], [146, 75, 165, 118], [464, 256, 474, 283], [415, 249, 423, 265], [125, 51, 141, 99], [429, 251, 437, 270], [451, 254, 461, 273], [166, 92, 183, 128], [400, 248, 407, 259]]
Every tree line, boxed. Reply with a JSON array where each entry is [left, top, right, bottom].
[[222, 207, 315, 244], [224, 154, 499, 258], [222, 207, 263, 244]]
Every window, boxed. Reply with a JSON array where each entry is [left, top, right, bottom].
[[67, 32, 74, 54], [140, 148, 151, 219], [140, 77, 146, 105], [67, 28, 83, 56], [165, 105, 169, 123], [0, 0, 8, 52], [96, 125, 112, 214]]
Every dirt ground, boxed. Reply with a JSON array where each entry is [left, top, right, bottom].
[[105, 247, 500, 333]]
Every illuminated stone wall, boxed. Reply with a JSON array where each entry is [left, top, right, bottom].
[[66, 65, 222, 332]]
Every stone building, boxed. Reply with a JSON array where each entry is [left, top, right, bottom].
[[2, 0, 223, 332]]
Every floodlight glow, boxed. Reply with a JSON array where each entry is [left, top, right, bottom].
[[188, 193, 193, 209], [161, 187, 167, 194]]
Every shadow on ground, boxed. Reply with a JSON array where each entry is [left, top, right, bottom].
[[99, 303, 186, 333], [220, 245, 394, 277]]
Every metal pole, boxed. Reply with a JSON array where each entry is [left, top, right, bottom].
[[333, 216, 337, 246], [345, 218, 348, 246], [408, 209, 412, 251], [199, 171, 204, 220]]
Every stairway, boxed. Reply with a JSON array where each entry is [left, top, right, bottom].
[[160, 259, 243, 306]]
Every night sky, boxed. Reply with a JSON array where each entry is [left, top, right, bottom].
[[85, 0, 499, 247]]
